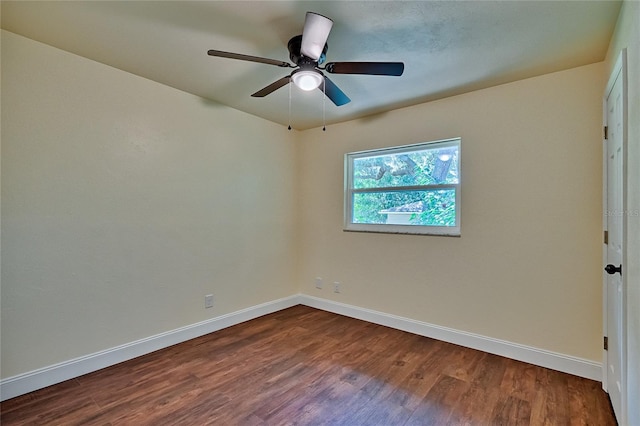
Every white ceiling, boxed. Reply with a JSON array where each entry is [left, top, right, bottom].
[[1, 1, 621, 130]]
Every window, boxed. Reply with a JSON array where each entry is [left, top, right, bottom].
[[344, 138, 460, 236]]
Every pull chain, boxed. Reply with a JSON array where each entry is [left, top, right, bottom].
[[322, 78, 326, 131], [287, 78, 328, 132], [288, 80, 292, 131]]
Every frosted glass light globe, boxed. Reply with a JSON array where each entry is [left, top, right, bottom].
[[292, 70, 323, 91]]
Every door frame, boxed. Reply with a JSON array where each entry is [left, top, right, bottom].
[[602, 48, 627, 424]]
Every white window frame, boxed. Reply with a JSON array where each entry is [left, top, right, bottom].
[[344, 138, 461, 236]]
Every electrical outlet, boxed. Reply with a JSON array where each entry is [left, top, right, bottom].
[[315, 277, 323, 289], [333, 282, 341, 293], [204, 294, 214, 309]]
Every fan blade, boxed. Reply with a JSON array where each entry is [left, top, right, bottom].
[[251, 76, 291, 97], [319, 76, 350, 106], [301, 12, 333, 60], [208, 50, 292, 68], [325, 62, 404, 76]]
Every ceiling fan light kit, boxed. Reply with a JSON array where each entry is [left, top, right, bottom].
[[291, 69, 323, 91], [207, 11, 404, 127]]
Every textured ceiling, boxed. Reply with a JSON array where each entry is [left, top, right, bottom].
[[1, 1, 622, 130]]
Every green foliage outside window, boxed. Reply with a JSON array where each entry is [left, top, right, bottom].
[[350, 144, 459, 227]]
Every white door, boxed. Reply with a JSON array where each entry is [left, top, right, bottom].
[[604, 50, 626, 424]]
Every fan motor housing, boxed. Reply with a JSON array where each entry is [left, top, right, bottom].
[[287, 35, 327, 65]]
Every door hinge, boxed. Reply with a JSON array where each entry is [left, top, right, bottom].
[[604, 336, 608, 351], [604, 230, 608, 245], [604, 126, 608, 140]]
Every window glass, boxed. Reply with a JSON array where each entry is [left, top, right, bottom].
[[345, 139, 460, 236]]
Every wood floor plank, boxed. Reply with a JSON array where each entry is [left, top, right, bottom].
[[490, 394, 532, 425], [404, 374, 471, 425], [566, 374, 617, 426], [453, 383, 503, 425], [1, 306, 617, 425]]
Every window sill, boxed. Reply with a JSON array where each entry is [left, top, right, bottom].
[[343, 224, 461, 237]]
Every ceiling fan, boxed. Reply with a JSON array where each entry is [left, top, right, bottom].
[[207, 12, 404, 107]]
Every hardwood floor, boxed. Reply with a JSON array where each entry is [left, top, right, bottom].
[[1, 305, 616, 425]]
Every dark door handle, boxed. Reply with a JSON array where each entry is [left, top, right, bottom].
[[605, 264, 622, 275]]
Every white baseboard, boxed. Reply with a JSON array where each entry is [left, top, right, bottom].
[[298, 294, 602, 382], [1, 293, 602, 401], [0, 295, 300, 401]]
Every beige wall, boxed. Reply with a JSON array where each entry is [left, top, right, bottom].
[[298, 63, 605, 362], [604, 1, 640, 424], [1, 30, 298, 377]]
